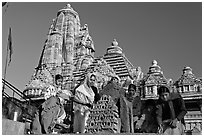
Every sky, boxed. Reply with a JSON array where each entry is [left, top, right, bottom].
[[1, 2, 202, 97]]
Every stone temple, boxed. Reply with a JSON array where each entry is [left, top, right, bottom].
[[2, 4, 202, 135]]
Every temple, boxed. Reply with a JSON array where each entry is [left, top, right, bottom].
[[138, 60, 168, 99], [2, 4, 202, 135], [174, 67, 202, 132]]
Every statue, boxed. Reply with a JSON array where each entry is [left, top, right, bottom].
[[80, 56, 93, 70], [135, 67, 143, 81]]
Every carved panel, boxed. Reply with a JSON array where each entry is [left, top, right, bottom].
[[85, 95, 120, 134]]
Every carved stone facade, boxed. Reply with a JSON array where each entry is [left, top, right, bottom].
[[174, 66, 202, 93], [103, 39, 135, 84], [136, 63, 202, 133], [23, 5, 134, 100], [24, 4, 101, 99], [138, 60, 168, 99], [174, 67, 202, 133], [85, 95, 119, 134]]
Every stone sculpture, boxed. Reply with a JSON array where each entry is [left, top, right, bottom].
[[85, 95, 120, 134]]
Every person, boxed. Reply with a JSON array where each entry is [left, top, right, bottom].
[[100, 76, 124, 103], [140, 99, 158, 133], [132, 85, 142, 124], [100, 76, 135, 133], [125, 84, 142, 133], [120, 83, 136, 133], [31, 74, 71, 134], [156, 86, 187, 135], [89, 74, 100, 103], [73, 73, 96, 133]]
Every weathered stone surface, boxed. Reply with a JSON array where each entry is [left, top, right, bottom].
[[85, 95, 120, 134], [2, 119, 25, 135]]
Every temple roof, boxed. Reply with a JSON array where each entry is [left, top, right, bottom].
[[103, 40, 134, 79], [57, 4, 79, 17], [148, 60, 162, 74], [142, 60, 167, 85], [106, 39, 123, 54], [175, 66, 201, 86]]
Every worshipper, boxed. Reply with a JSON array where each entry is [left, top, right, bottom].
[[89, 74, 100, 103], [131, 84, 142, 130], [124, 83, 143, 133], [100, 76, 124, 103], [31, 74, 71, 134], [100, 76, 135, 133], [119, 83, 137, 133], [140, 99, 158, 133], [73, 73, 96, 133], [156, 86, 187, 135]]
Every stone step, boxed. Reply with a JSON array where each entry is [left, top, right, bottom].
[[2, 118, 25, 135]]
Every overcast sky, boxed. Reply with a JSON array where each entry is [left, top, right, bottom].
[[2, 2, 202, 97]]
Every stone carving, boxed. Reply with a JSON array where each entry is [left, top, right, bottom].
[[85, 95, 120, 134], [130, 67, 144, 83], [176, 67, 201, 86], [24, 66, 54, 98], [138, 60, 167, 98], [174, 66, 202, 93]]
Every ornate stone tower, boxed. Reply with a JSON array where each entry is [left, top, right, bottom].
[[174, 66, 202, 132], [23, 4, 95, 98], [140, 60, 168, 99], [103, 39, 135, 83]]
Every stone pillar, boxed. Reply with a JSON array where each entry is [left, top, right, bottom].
[[179, 87, 182, 93], [153, 85, 157, 96], [145, 86, 148, 97]]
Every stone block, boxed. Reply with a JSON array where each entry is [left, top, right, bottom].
[[2, 119, 25, 135]]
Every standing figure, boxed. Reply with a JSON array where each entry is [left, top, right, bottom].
[[31, 74, 71, 134], [100, 76, 135, 133], [156, 86, 187, 135], [89, 74, 100, 103], [73, 73, 95, 133], [120, 84, 136, 133], [100, 76, 124, 103], [140, 99, 158, 133]]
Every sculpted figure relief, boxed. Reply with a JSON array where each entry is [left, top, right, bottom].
[[85, 95, 120, 134], [80, 57, 93, 70]]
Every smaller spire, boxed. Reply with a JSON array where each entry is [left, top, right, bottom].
[[148, 60, 162, 74], [58, 3, 78, 16], [106, 39, 122, 54], [111, 39, 118, 46], [152, 60, 157, 66], [183, 66, 193, 75], [65, 4, 72, 9]]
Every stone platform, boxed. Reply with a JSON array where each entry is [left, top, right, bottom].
[[2, 119, 25, 135]]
